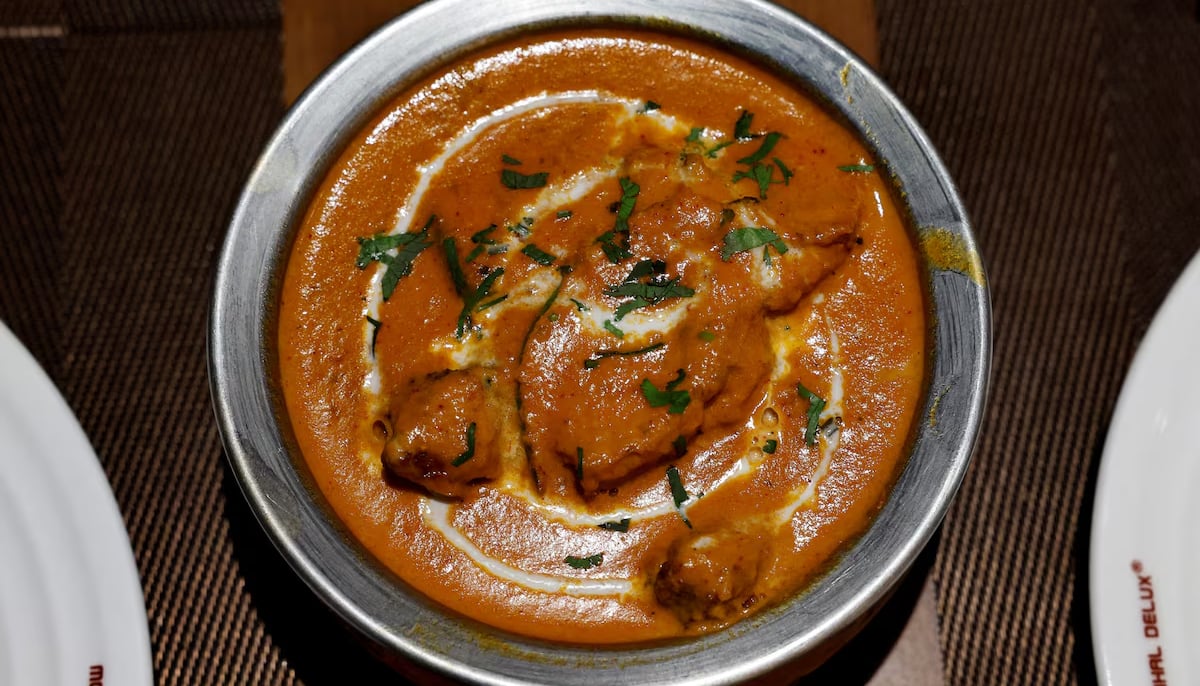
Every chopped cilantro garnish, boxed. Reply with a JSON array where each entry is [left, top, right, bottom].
[[507, 216, 534, 238], [570, 298, 590, 312], [604, 259, 695, 320], [365, 316, 382, 356], [838, 164, 875, 173], [450, 422, 477, 467], [672, 435, 687, 457], [443, 237, 470, 294], [471, 224, 499, 243], [737, 131, 782, 165], [642, 369, 690, 414], [641, 101, 661, 112], [466, 224, 497, 263], [576, 446, 584, 481], [705, 140, 735, 158], [721, 227, 788, 261], [772, 157, 792, 183], [733, 163, 777, 199], [521, 243, 557, 266], [355, 216, 434, 300], [564, 553, 604, 570], [614, 177, 639, 233], [685, 127, 704, 143], [595, 177, 640, 264], [596, 233, 632, 263], [797, 382, 827, 446], [557, 209, 573, 219], [501, 169, 548, 189], [734, 110, 755, 140], [599, 518, 631, 532], [501, 154, 522, 165], [666, 465, 692, 528], [603, 320, 625, 338], [445, 237, 505, 338], [698, 330, 716, 342], [476, 295, 508, 311], [728, 131, 787, 199], [762, 439, 778, 454], [583, 342, 665, 369]]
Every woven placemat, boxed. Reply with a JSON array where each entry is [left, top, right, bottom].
[[2, 1, 1199, 684], [880, 1, 1200, 683]]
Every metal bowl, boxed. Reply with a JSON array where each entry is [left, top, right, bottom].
[[209, 0, 990, 683]]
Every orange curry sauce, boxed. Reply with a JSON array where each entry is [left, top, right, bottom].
[[278, 29, 925, 643]]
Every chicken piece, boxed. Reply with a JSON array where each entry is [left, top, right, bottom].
[[654, 528, 768, 624], [757, 242, 852, 313], [381, 368, 500, 498], [518, 309, 705, 495]]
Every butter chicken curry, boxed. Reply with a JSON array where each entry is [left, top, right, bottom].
[[278, 29, 925, 643]]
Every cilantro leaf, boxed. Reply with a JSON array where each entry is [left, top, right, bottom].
[[521, 243, 557, 266], [732, 163, 777, 198], [603, 259, 695, 320], [641, 101, 661, 112], [501, 169, 548, 189], [444, 237, 506, 338], [666, 465, 692, 528], [774, 157, 794, 184], [762, 439, 778, 454], [705, 140, 735, 158], [737, 131, 782, 165], [365, 316, 382, 357], [598, 518, 631, 532], [734, 110, 755, 140], [672, 435, 687, 457], [595, 177, 640, 264], [564, 553, 604, 570], [466, 224, 498, 263], [603, 320, 625, 338], [721, 227, 789, 261], [614, 176, 639, 233], [797, 382, 828, 446], [507, 216, 534, 238], [450, 422, 477, 467], [501, 154, 522, 165], [642, 369, 691, 414], [583, 342, 665, 369], [838, 164, 875, 173], [355, 216, 434, 300], [476, 295, 507, 311]]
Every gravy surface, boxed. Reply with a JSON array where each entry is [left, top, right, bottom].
[[279, 29, 925, 643]]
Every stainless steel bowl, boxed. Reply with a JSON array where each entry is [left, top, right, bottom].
[[209, 0, 990, 683]]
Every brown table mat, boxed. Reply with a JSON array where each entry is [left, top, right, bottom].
[[2, 1, 1199, 685]]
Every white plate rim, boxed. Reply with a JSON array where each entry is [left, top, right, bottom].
[[1090, 250, 1200, 685], [0, 322, 153, 686]]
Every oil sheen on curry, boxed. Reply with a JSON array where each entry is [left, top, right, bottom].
[[279, 29, 925, 643]]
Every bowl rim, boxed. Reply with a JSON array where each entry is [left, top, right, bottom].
[[209, 0, 991, 683]]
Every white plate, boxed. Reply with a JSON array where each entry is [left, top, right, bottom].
[[1091, 251, 1200, 686], [0, 322, 153, 686]]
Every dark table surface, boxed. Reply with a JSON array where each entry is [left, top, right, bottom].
[[2, 1, 1199, 684]]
